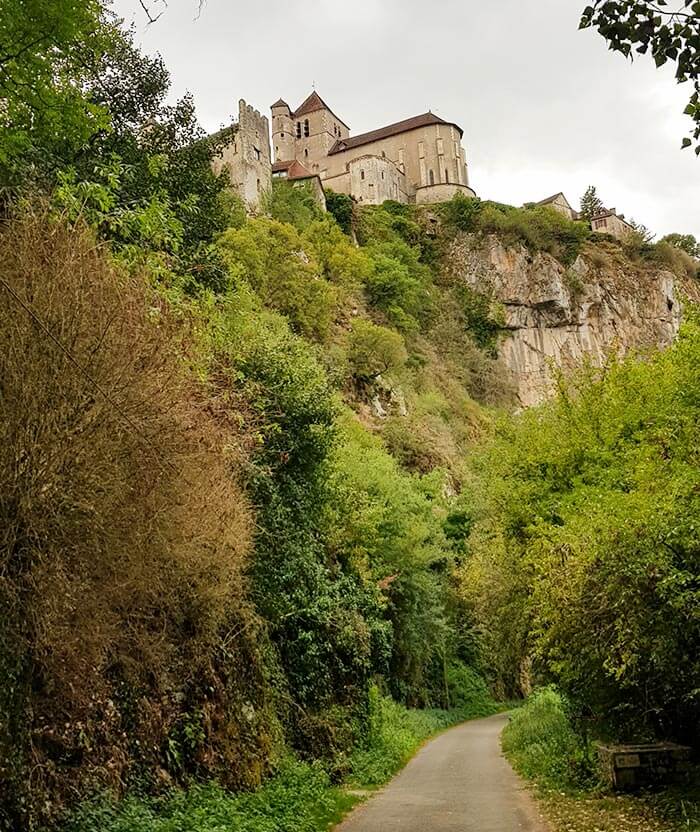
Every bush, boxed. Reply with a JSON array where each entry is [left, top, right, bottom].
[[0, 212, 270, 829], [218, 217, 336, 339], [651, 240, 699, 280], [502, 688, 595, 790], [63, 758, 354, 832], [477, 203, 590, 265], [265, 179, 324, 230], [441, 193, 483, 231], [347, 319, 407, 381], [325, 189, 354, 235]]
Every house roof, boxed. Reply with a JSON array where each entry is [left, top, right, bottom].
[[592, 208, 633, 227], [536, 192, 571, 208], [328, 111, 463, 155], [292, 91, 350, 128], [271, 98, 290, 110], [272, 159, 318, 181]]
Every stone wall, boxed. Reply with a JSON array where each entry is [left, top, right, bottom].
[[415, 182, 476, 204], [212, 99, 271, 212], [349, 155, 406, 204]]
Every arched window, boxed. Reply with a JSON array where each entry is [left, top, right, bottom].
[[360, 170, 365, 180], [429, 169, 435, 185], [445, 169, 449, 183], [296, 122, 301, 138], [304, 148, 309, 157], [303, 119, 309, 137]]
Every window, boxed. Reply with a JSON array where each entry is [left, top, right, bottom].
[[256, 178, 261, 192], [429, 169, 435, 185], [304, 148, 309, 157], [381, 150, 386, 157], [280, 132, 284, 138], [360, 170, 365, 180], [445, 169, 449, 183], [437, 137, 444, 155], [381, 171, 385, 179], [304, 118, 309, 137], [275, 146, 279, 157], [253, 146, 261, 161], [296, 122, 301, 138], [418, 141, 425, 159]]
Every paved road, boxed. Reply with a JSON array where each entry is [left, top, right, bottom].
[[336, 712, 548, 832]]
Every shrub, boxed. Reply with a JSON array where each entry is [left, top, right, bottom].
[[347, 319, 407, 381], [477, 203, 590, 265], [218, 217, 336, 339], [502, 688, 595, 790], [0, 212, 269, 829], [651, 240, 699, 279], [325, 189, 354, 235], [441, 193, 483, 231], [265, 179, 324, 230]]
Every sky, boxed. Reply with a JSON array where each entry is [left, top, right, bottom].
[[112, 0, 699, 238]]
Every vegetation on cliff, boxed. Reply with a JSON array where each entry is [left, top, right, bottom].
[[1, 5, 698, 831]]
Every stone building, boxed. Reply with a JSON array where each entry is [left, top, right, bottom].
[[534, 192, 578, 220], [591, 208, 635, 240], [211, 99, 271, 212], [270, 91, 476, 205], [272, 159, 327, 210]]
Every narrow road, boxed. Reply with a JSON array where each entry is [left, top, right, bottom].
[[336, 712, 548, 832]]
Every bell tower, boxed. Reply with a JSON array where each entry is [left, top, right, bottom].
[[271, 99, 294, 162]]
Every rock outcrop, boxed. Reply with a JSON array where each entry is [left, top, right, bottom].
[[447, 236, 690, 406]]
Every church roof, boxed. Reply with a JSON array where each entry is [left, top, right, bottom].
[[292, 91, 350, 128], [271, 98, 290, 109], [328, 111, 462, 155]]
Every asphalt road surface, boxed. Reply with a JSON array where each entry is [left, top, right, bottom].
[[335, 712, 548, 832]]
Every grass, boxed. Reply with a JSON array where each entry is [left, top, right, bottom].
[[502, 688, 700, 832], [62, 759, 361, 832], [62, 684, 502, 832]]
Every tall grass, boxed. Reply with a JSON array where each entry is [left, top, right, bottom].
[[501, 688, 596, 791]]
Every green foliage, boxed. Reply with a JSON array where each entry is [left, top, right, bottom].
[[364, 242, 434, 331], [579, 1, 700, 153], [63, 758, 356, 832], [502, 688, 596, 790], [325, 189, 355, 235], [302, 216, 372, 290], [465, 321, 700, 742], [441, 193, 483, 231], [265, 179, 324, 230], [218, 218, 337, 339], [453, 285, 505, 354], [0, 0, 110, 184], [347, 319, 407, 380], [651, 239, 699, 279], [477, 202, 591, 265], [579, 185, 604, 222], [660, 232, 700, 258]]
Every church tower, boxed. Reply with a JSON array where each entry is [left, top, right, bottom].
[[271, 99, 294, 162]]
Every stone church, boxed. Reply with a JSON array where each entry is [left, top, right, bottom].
[[211, 93, 476, 211], [270, 91, 476, 206]]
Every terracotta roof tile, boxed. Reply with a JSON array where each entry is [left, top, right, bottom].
[[328, 112, 462, 155]]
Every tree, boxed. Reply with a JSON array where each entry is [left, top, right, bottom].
[[579, 185, 604, 221], [580, 1, 700, 153], [0, 0, 110, 185], [661, 232, 700, 257], [347, 319, 407, 381], [629, 217, 655, 242]]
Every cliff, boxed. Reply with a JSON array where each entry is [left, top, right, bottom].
[[446, 235, 696, 406]]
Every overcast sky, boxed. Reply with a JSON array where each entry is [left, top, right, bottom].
[[112, 0, 698, 238]]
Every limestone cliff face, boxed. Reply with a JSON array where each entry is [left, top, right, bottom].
[[447, 236, 690, 406]]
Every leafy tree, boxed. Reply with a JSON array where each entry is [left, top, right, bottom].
[[661, 231, 700, 256], [580, 1, 700, 152], [441, 193, 483, 231], [265, 179, 324, 230], [0, 0, 110, 185], [579, 185, 604, 221], [629, 216, 655, 242], [218, 217, 337, 339], [325, 189, 355, 235], [347, 319, 408, 381]]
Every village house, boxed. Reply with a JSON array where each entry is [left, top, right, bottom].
[[534, 192, 578, 221], [590, 208, 635, 240]]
